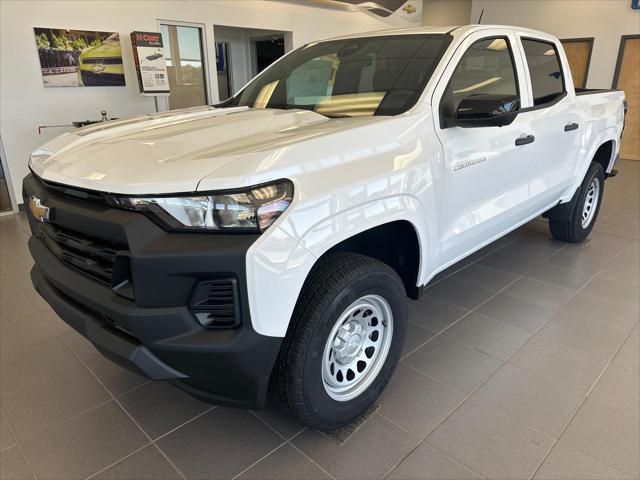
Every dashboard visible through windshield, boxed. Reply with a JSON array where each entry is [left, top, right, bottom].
[[227, 34, 452, 117]]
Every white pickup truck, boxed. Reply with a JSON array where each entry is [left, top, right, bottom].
[[24, 25, 626, 430]]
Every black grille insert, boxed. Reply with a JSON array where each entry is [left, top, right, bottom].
[[189, 279, 240, 328], [40, 223, 130, 287]]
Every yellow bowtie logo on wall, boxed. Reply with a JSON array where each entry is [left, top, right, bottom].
[[402, 3, 417, 14]]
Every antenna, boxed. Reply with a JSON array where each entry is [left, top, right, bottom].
[[478, 8, 484, 24]]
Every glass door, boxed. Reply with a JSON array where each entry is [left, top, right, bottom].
[[159, 22, 209, 110]]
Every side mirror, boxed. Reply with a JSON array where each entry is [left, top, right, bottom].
[[442, 94, 520, 128]]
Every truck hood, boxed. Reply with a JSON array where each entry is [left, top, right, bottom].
[[30, 106, 381, 194]]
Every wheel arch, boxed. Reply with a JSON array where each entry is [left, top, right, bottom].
[[321, 220, 422, 299]]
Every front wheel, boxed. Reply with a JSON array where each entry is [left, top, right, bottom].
[[549, 162, 604, 243], [273, 253, 407, 431]]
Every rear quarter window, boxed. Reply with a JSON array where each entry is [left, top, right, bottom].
[[521, 39, 566, 106]]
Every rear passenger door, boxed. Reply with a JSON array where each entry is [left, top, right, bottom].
[[519, 37, 581, 210], [432, 32, 537, 266]]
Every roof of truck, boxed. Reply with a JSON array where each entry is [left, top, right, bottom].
[[325, 24, 557, 42]]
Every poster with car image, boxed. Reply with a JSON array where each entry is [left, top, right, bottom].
[[130, 31, 170, 95], [34, 28, 125, 87]]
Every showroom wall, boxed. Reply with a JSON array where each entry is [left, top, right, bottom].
[[422, 0, 472, 26], [471, 0, 640, 89], [0, 0, 391, 205]]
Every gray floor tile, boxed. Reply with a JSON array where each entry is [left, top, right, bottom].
[[251, 404, 305, 441], [561, 396, 639, 479], [496, 234, 565, 262], [588, 360, 639, 419], [611, 325, 639, 373], [598, 255, 640, 286], [478, 250, 540, 275], [0, 413, 16, 451], [0, 311, 58, 359], [119, 381, 211, 439], [450, 263, 519, 293], [157, 408, 282, 480], [510, 334, 608, 396], [387, 442, 482, 480], [403, 335, 502, 394], [428, 399, 553, 480], [237, 444, 331, 480], [85, 355, 148, 396], [476, 293, 556, 332], [293, 414, 418, 480], [580, 277, 640, 310], [474, 363, 584, 438], [536, 312, 627, 365], [563, 232, 632, 261], [61, 330, 101, 362], [378, 364, 466, 437], [402, 322, 435, 357], [544, 249, 608, 273], [534, 442, 630, 480], [502, 277, 575, 310], [0, 294, 40, 325], [0, 338, 110, 440], [20, 401, 148, 480], [526, 262, 597, 291], [0, 446, 35, 480], [560, 293, 639, 337], [408, 294, 469, 333], [426, 278, 495, 310], [443, 312, 531, 360], [94, 445, 181, 480]]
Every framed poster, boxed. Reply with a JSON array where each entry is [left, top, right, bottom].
[[34, 28, 125, 87], [130, 31, 170, 95]]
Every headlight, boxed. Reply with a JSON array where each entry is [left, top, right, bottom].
[[112, 180, 293, 232]]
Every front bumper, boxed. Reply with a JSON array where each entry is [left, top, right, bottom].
[[23, 174, 282, 409]]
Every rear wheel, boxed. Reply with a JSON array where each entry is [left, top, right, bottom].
[[274, 253, 407, 431], [549, 162, 604, 243]]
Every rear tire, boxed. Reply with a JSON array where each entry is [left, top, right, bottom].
[[273, 253, 407, 431], [549, 162, 604, 243]]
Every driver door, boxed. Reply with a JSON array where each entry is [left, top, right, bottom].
[[432, 32, 537, 267]]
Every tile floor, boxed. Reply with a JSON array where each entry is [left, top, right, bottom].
[[0, 160, 638, 480]]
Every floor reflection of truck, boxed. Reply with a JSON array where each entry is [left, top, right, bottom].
[[78, 33, 125, 86]]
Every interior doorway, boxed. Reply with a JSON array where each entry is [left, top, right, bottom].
[[254, 35, 285, 74], [213, 25, 290, 101], [560, 38, 594, 89], [613, 35, 640, 161]]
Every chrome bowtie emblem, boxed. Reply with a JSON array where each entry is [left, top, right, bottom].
[[28, 196, 51, 223]]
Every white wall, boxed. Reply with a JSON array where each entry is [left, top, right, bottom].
[[0, 0, 391, 205], [471, 0, 640, 89], [422, 0, 472, 26]]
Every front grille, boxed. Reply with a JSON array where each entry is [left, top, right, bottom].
[[40, 223, 129, 287], [189, 279, 240, 327], [39, 178, 109, 205]]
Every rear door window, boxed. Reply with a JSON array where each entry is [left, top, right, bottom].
[[521, 39, 566, 106]]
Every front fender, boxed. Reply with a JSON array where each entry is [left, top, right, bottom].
[[245, 195, 430, 337]]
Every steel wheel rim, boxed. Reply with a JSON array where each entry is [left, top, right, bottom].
[[321, 294, 393, 402], [581, 177, 600, 228]]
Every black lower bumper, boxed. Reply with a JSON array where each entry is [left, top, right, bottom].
[[24, 174, 282, 409]]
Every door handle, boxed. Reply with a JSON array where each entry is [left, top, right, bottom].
[[564, 122, 579, 132], [515, 134, 535, 146]]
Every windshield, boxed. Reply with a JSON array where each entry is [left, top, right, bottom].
[[228, 34, 452, 117]]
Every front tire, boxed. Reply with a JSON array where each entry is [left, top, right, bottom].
[[274, 253, 407, 431], [549, 162, 604, 243]]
